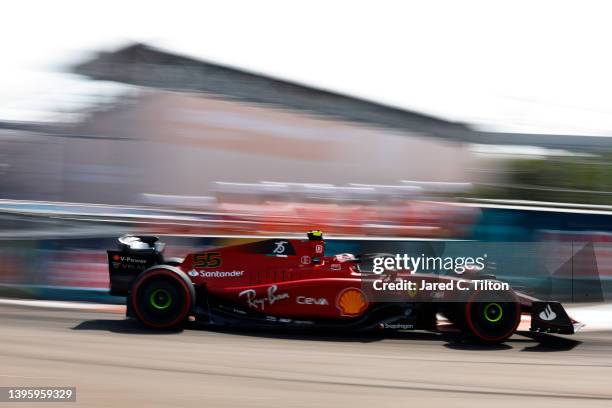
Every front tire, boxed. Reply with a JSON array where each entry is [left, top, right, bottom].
[[445, 289, 521, 344], [464, 298, 520, 343], [130, 266, 194, 329]]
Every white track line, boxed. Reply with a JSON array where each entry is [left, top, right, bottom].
[[0, 298, 125, 313]]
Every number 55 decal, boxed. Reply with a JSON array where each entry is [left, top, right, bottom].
[[193, 252, 222, 268]]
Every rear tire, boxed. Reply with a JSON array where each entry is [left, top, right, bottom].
[[130, 266, 194, 329]]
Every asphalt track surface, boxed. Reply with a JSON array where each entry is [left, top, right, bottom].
[[2, 304, 612, 407]]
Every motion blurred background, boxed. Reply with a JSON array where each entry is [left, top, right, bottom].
[[2, 0, 612, 303]]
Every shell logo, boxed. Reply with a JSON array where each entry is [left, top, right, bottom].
[[336, 288, 368, 316]]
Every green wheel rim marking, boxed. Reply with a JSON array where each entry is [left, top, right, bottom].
[[483, 303, 503, 323], [150, 288, 172, 310]]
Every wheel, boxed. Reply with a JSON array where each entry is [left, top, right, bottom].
[[444, 289, 521, 344], [130, 266, 194, 329], [463, 290, 521, 343]]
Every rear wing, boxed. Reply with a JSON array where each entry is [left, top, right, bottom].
[[107, 235, 164, 296]]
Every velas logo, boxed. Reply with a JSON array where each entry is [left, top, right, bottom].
[[539, 304, 557, 321], [336, 288, 368, 316]]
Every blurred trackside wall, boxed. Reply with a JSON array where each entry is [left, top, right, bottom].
[[0, 235, 610, 303]]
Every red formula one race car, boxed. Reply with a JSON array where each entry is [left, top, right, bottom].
[[107, 231, 581, 343]]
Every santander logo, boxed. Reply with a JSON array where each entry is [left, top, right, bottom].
[[539, 304, 557, 321]]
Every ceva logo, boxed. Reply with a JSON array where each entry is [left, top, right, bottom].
[[539, 304, 557, 321]]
